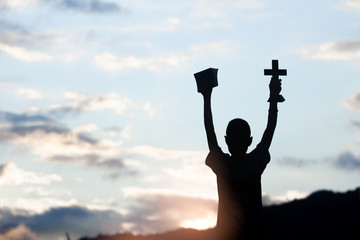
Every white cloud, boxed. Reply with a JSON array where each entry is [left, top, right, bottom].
[[142, 102, 161, 118], [234, 0, 265, 9], [16, 87, 44, 99], [119, 123, 134, 139], [190, 0, 264, 19], [0, 82, 46, 100], [0, 20, 85, 63], [343, 0, 360, 11], [73, 123, 99, 134], [0, 0, 39, 9], [298, 38, 360, 61], [94, 39, 240, 73], [342, 93, 360, 111], [0, 162, 62, 186], [121, 18, 181, 32], [190, 40, 235, 54], [0, 42, 53, 62], [12, 197, 79, 214], [94, 52, 188, 72], [262, 190, 309, 206]]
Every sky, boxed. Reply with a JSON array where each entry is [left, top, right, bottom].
[[0, 0, 359, 239]]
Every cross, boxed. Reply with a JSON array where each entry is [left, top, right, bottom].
[[264, 59, 287, 102]]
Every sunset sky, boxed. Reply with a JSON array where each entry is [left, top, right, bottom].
[[0, 0, 360, 239]]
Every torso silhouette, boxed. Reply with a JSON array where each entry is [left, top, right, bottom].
[[206, 144, 270, 240]]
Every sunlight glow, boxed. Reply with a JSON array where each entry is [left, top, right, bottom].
[[180, 216, 216, 230]]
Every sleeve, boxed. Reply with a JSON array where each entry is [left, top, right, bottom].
[[205, 147, 228, 175], [252, 143, 271, 174]]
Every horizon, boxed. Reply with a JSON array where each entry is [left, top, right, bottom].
[[0, 0, 360, 240]]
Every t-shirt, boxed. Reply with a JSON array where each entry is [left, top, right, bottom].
[[206, 144, 270, 239]]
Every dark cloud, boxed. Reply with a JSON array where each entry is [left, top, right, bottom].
[[53, 0, 123, 14], [277, 157, 319, 167], [0, 206, 124, 239], [0, 19, 29, 34], [0, 162, 7, 177], [49, 105, 82, 117], [86, 156, 124, 169], [0, 111, 97, 144], [334, 151, 360, 171], [48, 92, 135, 118], [351, 120, 360, 129], [0, 111, 51, 124], [48, 153, 126, 170]]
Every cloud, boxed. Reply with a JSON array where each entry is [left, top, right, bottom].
[[50, 91, 137, 116], [334, 151, 360, 171], [190, 0, 264, 19], [0, 42, 53, 62], [0, 19, 29, 34], [94, 39, 239, 73], [94, 52, 188, 72], [0, 188, 313, 238], [0, 206, 124, 240], [277, 152, 360, 173], [53, 0, 123, 14], [0, 162, 62, 186], [121, 18, 181, 32], [127, 145, 205, 162], [298, 38, 360, 61], [16, 87, 44, 99], [277, 157, 319, 167], [48, 154, 126, 170], [352, 120, 360, 128], [0, 111, 131, 175], [0, 21, 80, 62], [262, 190, 309, 206], [0, 0, 39, 10], [342, 0, 360, 11], [0, 0, 123, 13], [0, 82, 47, 101], [233, 0, 264, 9], [122, 188, 217, 233], [0, 191, 216, 239], [0, 224, 40, 240], [342, 93, 360, 111]]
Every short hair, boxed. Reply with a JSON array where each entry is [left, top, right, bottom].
[[226, 118, 251, 140]]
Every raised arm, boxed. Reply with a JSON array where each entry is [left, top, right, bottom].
[[202, 89, 219, 152], [259, 77, 282, 150]]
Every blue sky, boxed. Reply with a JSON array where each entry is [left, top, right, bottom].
[[0, 0, 359, 239]]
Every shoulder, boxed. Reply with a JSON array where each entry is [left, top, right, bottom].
[[206, 147, 228, 164], [205, 147, 229, 174], [248, 143, 271, 167]]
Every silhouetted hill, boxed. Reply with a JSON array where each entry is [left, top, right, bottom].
[[79, 188, 360, 240], [263, 187, 360, 239]]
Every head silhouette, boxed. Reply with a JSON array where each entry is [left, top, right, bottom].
[[225, 118, 253, 157]]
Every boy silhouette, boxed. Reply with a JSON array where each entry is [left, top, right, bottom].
[[201, 77, 282, 240]]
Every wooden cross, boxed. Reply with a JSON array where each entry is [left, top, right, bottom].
[[264, 59, 287, 102]]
